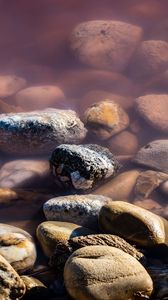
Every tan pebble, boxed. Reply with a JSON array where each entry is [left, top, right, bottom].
[[84, 100, 129, 140], [36, 221, 94, 257], [0, 75, 26, 98], [160, 180, 168, 196], [135, 94, 168, 133], [64, 246, 153, 300], [99, 201, 168, 247], [108, 130, 139, 155], [21, 275, 49, 298], [133, 199, 162, 210], [94, 170, 141, 200], [70, 20, 142, 72]]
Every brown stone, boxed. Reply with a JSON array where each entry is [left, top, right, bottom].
[[108, 130, 139, 155], [0, 75, 26, 98]]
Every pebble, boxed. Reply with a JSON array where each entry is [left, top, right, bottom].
[[94, 170, 140, 200], [0, 253, 26, 299], [0, 99, 23, 114], [83, 100, 129, 140], [0, 108, 87, 155], [160, 180, 168, 196], [108, 130, 139, 155], [50, 234, 144, 271], [36, 221, 94, 257], [129, 40, 168, 79], [50, 144, 119, 190], [135, 94, 168, 133], [57, 69, 136, 98], [64, 246, 153, 300], [0, 75, 26, 98], [133, 140, 168, 173], [70, 20, 142, 72], [134, 170, 168, 199], [43, 194, 112, 230], [99, 201, 168, 247], [0, 159, 50, 188], [15, 85, 65, 111], [81, 91, 134, 112], [0, 223, 36, 274], [21, 275, 50, 299], [133, 199, 162, 211]]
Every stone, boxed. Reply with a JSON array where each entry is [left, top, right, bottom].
[[15, 85, 65, 111], [94, 170, 140, 200], [108, 130, 139, 155], [0, 108, 87, 155], [0, 99, 23, 114], [43, 194, 112, 230], [99, 201, 168, 247], [36, 221, 94, 257], [50, 234, 144, 272], [0, 159, 50, 188], [135, 94, 168, 133], [134, 170, 168, 199], [133, 140, 168, 173], [57, 69, 136, 98], [0, 254, 26, 299], [50, 144, 119, 190], [0, 223, 36, 274], [70, 20, 142, 72], [21, 276, 49, 299], [0, 75, 26, 98], [160, 180, 168, 196], [64, 246, 153, 300], [83, 100, 129, 140], [129, 40, 168, 79], [81, 91, 134, 112]]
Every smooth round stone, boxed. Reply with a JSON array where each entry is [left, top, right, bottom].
[[94, 170, 140, 200], [21, 276, 49, 299], [133, 140, 168, 173], [0, 108, 87, 155], [0, 75, 26, 98], [0, 159, 50, 188], [0, 223, 36, 274], [99, 201, 168, 247], [0, 99, 23, 114], [84, 100, 129, 140], [160, 180, 168, 196], [108, 130, 139, 155], [43, 194, 112, 230], [135, 94, 168, 133], [129, 40, 168, 79], [15, 85, 65, 111], [70, 20, 142, 72], [64, 246, 153, 300], [50, 144, 119, 190], [0, 254, 26, 299], [36, 221, 94, 257]]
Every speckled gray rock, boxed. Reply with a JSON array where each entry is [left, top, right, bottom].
[[50, 234, 144, 272], [70, 20, 142, 72], [0, 253, 26, 299], [0, 108, 87, 155], [64, 246, 153, 300], [0, 223, 36, 274], [43, 194, 112, 229], [50, 144, 119, 190], [133, 140, 168, 173]]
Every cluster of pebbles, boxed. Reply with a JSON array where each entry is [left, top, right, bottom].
[[0, 13, 167, 300]]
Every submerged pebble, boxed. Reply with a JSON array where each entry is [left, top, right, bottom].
[[64, 246, 153, 300], [133, 140, 168, 173], [0, 108, 87, 155], [83, 100, 129, 140], [70, 20, 142, 72], [50, 144, 119, 190], [36, 221, 94, 257], [0, 75, 26, 98], [43, 194, 112, 230], [21, 276, 50, 299]]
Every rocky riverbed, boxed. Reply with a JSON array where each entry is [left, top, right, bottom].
[[0, 0, 168, 299]]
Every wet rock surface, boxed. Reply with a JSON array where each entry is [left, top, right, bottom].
[[0, 109, 87, 155], [64, 246, 153, 300], [70, 20, 142, 72], [50, 144, 119, 190], [43, 194, 111, 229]]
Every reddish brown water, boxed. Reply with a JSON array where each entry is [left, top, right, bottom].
[[0, 1, 168, 296]]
